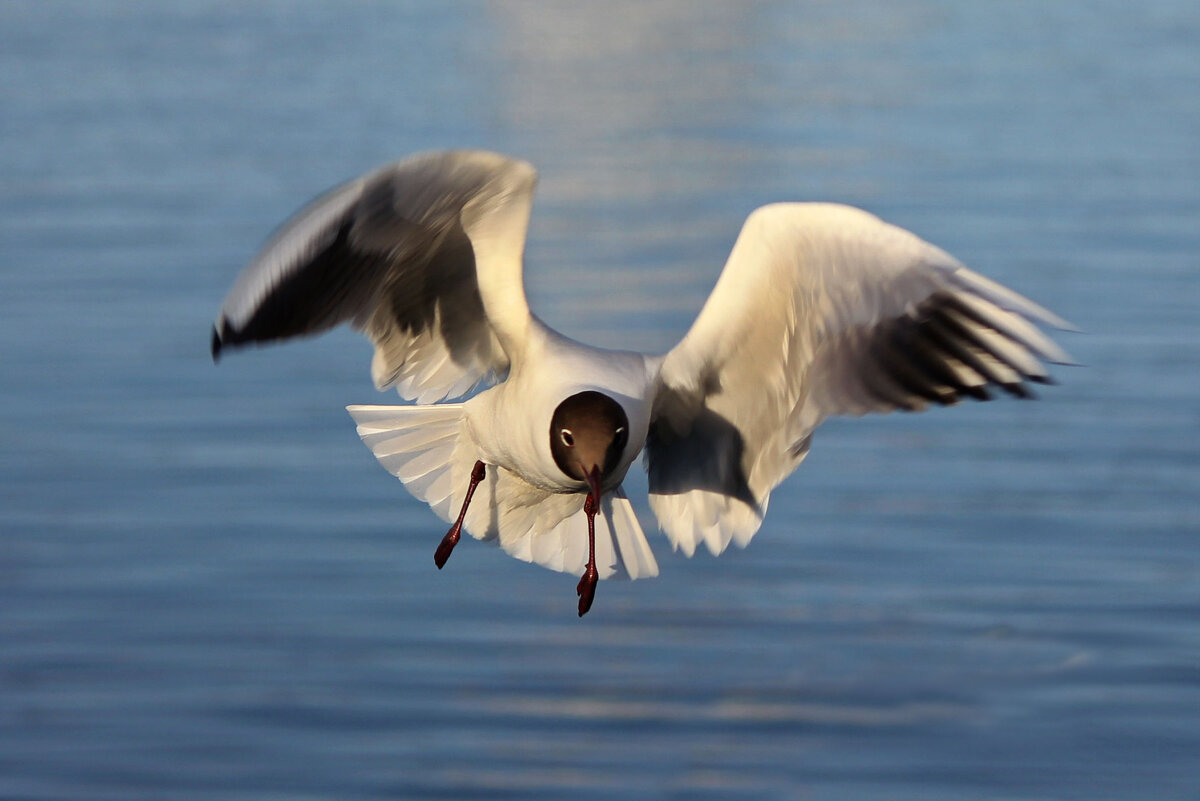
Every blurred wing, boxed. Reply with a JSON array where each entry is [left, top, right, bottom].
[[647, 203, 1073, 556], [212, 149, 537, 403]]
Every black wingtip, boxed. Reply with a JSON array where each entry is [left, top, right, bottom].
[[963, 385, 992, 402], [211, 326, 222, 363], [1002, 382, 1036, 400]]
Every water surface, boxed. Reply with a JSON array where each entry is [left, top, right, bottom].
[[1, 2, 1197, 799]]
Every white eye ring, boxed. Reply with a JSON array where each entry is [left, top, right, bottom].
[[560, 429, 574, 447]]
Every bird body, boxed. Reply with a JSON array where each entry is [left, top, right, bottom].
[[464, 322, 656, 496], [213, 149, 1072, 615], [346, 321, 663, 592]]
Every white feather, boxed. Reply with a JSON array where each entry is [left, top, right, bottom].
[[347, 402, 659, 580]]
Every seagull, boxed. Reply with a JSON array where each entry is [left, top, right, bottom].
[[212, 149, 1072, 616]]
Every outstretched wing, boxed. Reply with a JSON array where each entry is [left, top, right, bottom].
[[647, 203, 1073, 557], [212, 149, 537, 403]]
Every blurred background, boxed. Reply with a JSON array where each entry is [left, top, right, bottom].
[[1, 2, 1197, 799]]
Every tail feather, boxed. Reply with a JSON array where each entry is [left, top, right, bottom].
[[466, 482, 657, 580], [608, 490, 659, 579]]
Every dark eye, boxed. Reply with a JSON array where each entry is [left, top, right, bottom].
[[560, 429, 574, 447]]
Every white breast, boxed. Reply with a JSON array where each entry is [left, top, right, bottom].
[[463, 322, 657, 494]]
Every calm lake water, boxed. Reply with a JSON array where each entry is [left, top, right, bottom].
[[2, 2, 1198, 799]]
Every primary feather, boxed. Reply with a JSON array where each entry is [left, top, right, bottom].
[[647, 203, 1072, 557], [212, 149, 536, 403]]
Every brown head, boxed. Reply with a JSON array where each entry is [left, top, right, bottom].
[[549, 391, 630, 495]]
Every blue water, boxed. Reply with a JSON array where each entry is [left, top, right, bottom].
[[2, 2, 1198, 799]]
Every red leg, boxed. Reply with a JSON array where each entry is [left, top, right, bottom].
[[435, 460, 486, 569], [576, 492, 600, 616]]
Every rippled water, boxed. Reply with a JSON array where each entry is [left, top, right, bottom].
[[2, 2, 1198, 799]]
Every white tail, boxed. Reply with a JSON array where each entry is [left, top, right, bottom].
[[347, 404, 658, 580]]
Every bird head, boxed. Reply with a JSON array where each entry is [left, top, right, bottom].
[[549, 391, 630, 496]]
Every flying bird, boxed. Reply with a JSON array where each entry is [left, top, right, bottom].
[[212, 149, 1072, 616]]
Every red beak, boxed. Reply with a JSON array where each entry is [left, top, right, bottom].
[[582, 463, 602, 505]]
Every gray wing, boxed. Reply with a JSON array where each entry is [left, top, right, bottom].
[[212, 149, 537, 403], [646, 203, 1074, 557]]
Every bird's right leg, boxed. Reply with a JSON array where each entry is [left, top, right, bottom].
[[435, 460, 486, 569]]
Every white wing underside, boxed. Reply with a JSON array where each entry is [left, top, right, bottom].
[[648, 202, 1073, 558], [348, 405, 658, 580]]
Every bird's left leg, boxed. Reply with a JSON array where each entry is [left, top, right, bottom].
[[576, 490, 600, 616], [435, 460, 486, 569]]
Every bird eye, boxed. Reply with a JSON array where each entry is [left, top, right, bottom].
[[560, 429, 574, 447]]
